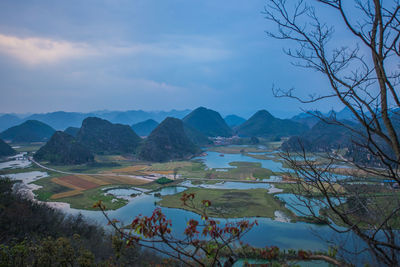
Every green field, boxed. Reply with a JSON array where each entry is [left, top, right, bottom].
[[54, 186, 128, 210], [158, 187, 295, 219]]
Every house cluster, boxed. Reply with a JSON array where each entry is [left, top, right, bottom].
[[211, 135, 240, 146]]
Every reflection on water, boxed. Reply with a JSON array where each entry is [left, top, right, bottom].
[[153, 186, 187, 196], [0, 171, 48, 184], [0, 153, 31, 169], [193, 151, 286, 172], [181, 180, 271, 190], [60, 186, 363, 263], [105, 188, 142, 197]]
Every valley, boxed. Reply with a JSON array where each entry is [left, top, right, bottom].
[[0, 107, 397, 266]]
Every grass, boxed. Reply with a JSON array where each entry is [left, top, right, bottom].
[[33, 175, 71, 201], [158, 187, 295, 219], [54, 186, 128, 210]]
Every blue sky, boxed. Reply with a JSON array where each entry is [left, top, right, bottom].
[[0, 0, 345, 118]]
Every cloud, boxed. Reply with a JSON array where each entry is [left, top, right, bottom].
[[0, 33, 231, 65], [0, 34, 93, 65]]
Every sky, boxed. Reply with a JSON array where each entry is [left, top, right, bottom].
[[0, 0, 348, 118]]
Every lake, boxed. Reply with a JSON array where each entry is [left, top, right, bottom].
[[0, 148, 370, 265]]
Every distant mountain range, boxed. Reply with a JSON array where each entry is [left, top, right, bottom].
[[139, 117, 200, 162], [76, 117, 142, 154], [183, 107, 233, 137], [0, 120, 56, 143], [34, 131, 94, 165], [0, 109, 191, 131], [131, 119, 159, 137], [0, 138, 16, 157], [236, 110, 307, 139]]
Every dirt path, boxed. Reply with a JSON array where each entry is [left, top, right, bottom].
[[30, 157, 155, 183]]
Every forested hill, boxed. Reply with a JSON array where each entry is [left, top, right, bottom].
[[236, 110, 307, 139], [34, 131, 94, 165], [76, 117, 141, 154], [0, 120, 55, 142], [0, 138, 15, 157], [281, 120, 355, 152], [183, 107, 233, 137], [139, 117, 200, 162]]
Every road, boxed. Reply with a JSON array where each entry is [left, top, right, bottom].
[[29, 157, 155, 183]]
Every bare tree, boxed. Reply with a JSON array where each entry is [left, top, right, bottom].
[[264, 0, 400, 265]]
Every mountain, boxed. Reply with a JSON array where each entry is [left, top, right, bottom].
[[224, 115, 246, 128], [0, 120, 56, 143], [236, 110, 308, 139], [131, 119, 159, 136], [25, 111, 90, 130], [183, 124, 212, 146], [139, 117, 200, 162], [281, 120, 355, 152], [0, 138, 16, 157], [183, 107, 232, 137], [330, 107, 356, 121], [291, 112, 321, 128], [0, 114, 22, 132], [16, 109, 191, 130], [64, 127, 80, 137], [34, 131, 94, 165], [76, 117, 141, 154]]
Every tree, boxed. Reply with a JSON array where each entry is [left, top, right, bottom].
[[97, 194, 348, 266], [264, 0, 400, 266]]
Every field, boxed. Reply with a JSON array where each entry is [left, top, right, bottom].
[[54, 186, 129, 210], [158, 187, 295, 219], [32, 170, 149, 209]]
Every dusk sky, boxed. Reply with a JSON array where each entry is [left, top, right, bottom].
[[0, 0, 347, 118]]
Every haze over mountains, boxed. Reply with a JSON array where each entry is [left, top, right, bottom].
[[0, 106, 368, 164], [0, 109, 191, 132]]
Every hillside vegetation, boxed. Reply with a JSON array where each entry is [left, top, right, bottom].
[[0, 120, 55, 143], [236, 110, 307, 139], [183, 107, 233, 137], [77, 117, 141, 154], [139, 117, 200, 162], [281, 120, 355, 152], [34, 131, 94, 165], [0, 138, 15, 157]]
